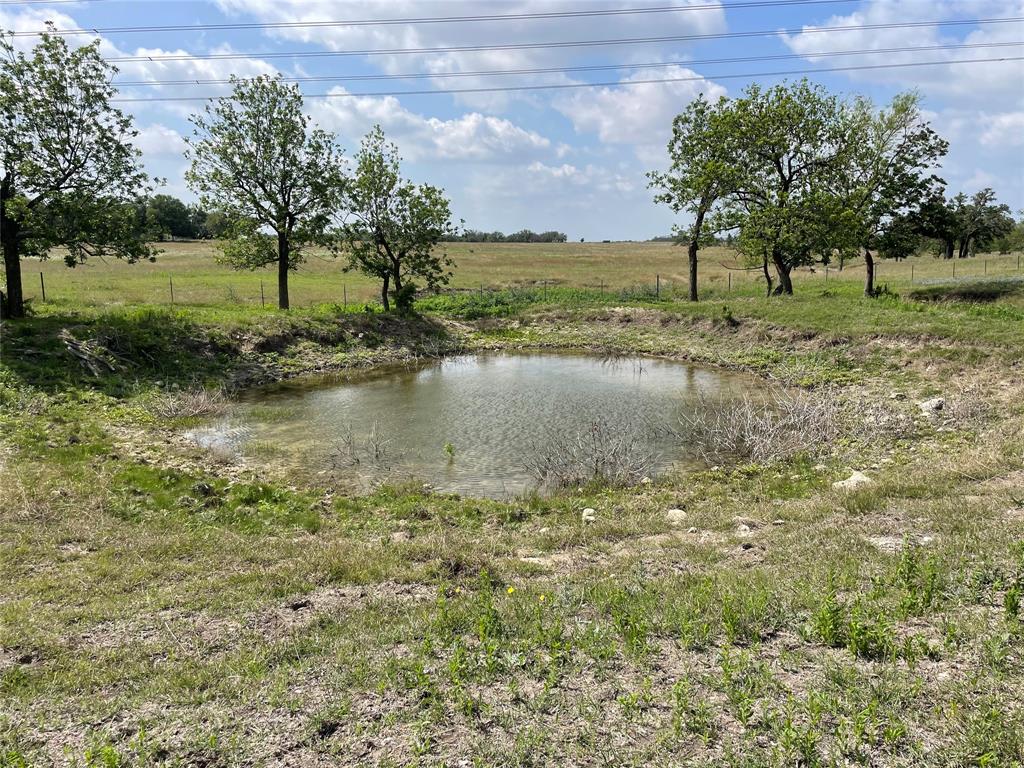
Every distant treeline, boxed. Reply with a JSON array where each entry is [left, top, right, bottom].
[[450, 229, 568, 243], [127, 194, 234, 241]]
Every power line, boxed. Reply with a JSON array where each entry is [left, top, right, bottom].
[[108, 55, 1024, 102], [110, 41, 1024, 87], [102, 16, 1024, 63], [12, 0, 859, 36]]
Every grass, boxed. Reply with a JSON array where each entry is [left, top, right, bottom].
[[1, 243, 1024, 766], [26, 239, 1024, 309]]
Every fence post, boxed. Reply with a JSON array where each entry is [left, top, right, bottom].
[[260, 280, 265, 307], [169, 276, 174, 304], [39, 272, 46, 302], [825, 265, 828, 283], [728, 272, 732, 292], [984, 259, 988, 275], [656, 274, 660, 298], [342, 283, 347, 309], [911, 263, 914, 284]]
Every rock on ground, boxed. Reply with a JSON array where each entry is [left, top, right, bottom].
[[832, 470, 874, 491], [666, 508, 687, 526]]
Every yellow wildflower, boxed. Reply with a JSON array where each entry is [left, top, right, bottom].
[[507, 586, 515, 594]]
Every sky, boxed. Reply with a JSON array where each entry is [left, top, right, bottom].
[[2, 0, 1022, 241]]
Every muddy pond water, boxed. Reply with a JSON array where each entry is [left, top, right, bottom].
[[187, 352, 750, 497]]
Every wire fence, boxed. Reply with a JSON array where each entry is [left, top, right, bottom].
[[22, 251, 1024, 310]]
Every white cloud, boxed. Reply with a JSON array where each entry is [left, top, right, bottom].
[[310, 88, 553, 161], [980, 111, 1024, 147], [779, 0, 1024, 106], [212, 0, 728, 110], [553, 66, 726, 147], [133, 123, 187, 155]]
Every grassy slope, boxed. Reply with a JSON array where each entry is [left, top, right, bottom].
[[27, 240, 1024, 309], [0, 276, 1023, 767]]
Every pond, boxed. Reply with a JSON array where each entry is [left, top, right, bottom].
[[187, 352, 750, 498]]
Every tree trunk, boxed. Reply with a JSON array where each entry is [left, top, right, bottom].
[[686, 207, 706, 303], [863, 246, 875, 297], [761, 256, 773, 297], [943, 239, 955, 259], [959, 235, 974, 260], [277, 231, 290, 310], [380, 272, 390, 312], [391, 261, 402, 296], [771, 250, 793, 295], [1, 208, 23, 320], [686, 238, 699, 302]]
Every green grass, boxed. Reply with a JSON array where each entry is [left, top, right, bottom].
[[26, 239, 1024, 310], [1, 252, 1023, 765]]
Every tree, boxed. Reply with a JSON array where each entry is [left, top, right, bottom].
[[917, 190, 1014, 259], [146, 194, 196, 240], [951, 189, 1013, 258], [0, 27, 153, 318], [649, 93, 737, 302], [719, 80, 857, 295], [992, 211, 1024, 254], [198, 209, 234, 239], [185, 75, 346, 310], [829, 92, 947, 296], [339, 126, 458, 312]]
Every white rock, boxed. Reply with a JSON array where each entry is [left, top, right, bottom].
[[918, 397, 945, 415], [832, 471, 874, 491], [538, 527, 550, 534], [639, 477, 652, 485], [666, 508, 687, 525], [687, 527, 698, 534], [772, 519, 785, 526], [813, 464, 827, 472], [581, 508, 597, 524], [737, 523, 751, 535]]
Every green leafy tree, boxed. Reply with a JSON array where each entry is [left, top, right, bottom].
[[915, 192, 959, 259], [198, 209, 234, 239], [992, 211, 1024, 254], [339, 126, 459, 312], [828, 92, 947, 295], [719, 80, 857, 295], [0, 27, 153, 318], [917, 190, 1015, 259], [649, 93, 738, 302], [950, 189, 1013, 258], [185, 75, 346, 309], [146, 194, 196, 240]]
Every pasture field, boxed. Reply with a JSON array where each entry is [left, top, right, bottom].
[[1, 247, 1023, 766], [26, 239, 1024, 310]]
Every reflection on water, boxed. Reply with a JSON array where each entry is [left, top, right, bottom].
[[186, 352, 749, 497]]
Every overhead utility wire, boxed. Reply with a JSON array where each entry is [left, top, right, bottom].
[[110, 41, 1024, 87], [12, 0, 860, 35], [108, 55, 1024, 102], [100, 17, 1024, 63]]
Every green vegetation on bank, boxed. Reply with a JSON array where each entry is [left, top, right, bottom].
[[2, 275, 1023, 766]]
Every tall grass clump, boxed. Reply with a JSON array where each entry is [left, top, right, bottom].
[[524, 418, 657, 488], [149, 386, 229, 420], [677, 390, 843, 464]]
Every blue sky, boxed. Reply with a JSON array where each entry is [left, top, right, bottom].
[[3, 0, 1022, 240]]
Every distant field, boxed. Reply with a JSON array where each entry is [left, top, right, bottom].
[[25, 240, 1024, 309]]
